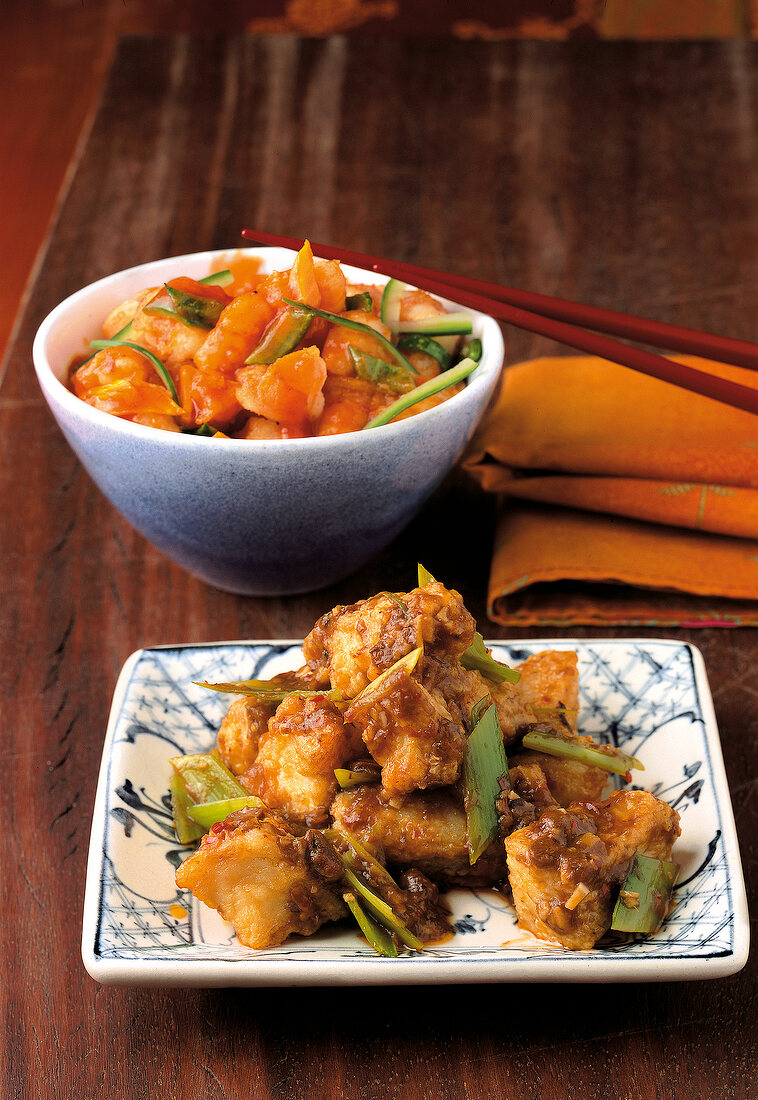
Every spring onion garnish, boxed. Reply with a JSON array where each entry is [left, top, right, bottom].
[[199, 269, 234, 286], [343, 892, 399, 957], [463, 701, 509, 864], [342, 867, 423, 950], [417, 563, 436, 586], [362, 357, 477, 429], [169, 752, 250, 804], [396, 333, 452, 371], [396, 311, 473, 336], [379, 591, 409, 614], [194, 678, 340, 703], [461, 632, 521, 685], [348, 346, 416, 393], [282, 297, 416, 374], [345, 290, 374, 311], [349, 647, 422, 709], [186, 795, 262, 828], [521, 728, 644, 777], [334, 766, 382, 790], [90, 339, 179, 402], [169, 773, 205, 844], [610, 854, 679, 934]]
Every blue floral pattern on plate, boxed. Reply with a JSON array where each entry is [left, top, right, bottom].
[[82, 640, 749, 985]]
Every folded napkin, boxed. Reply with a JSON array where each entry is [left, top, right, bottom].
[[463, 354, 758, 626]]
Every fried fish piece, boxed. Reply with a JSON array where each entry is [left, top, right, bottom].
[[331, 785, 508, 886], [510, 748, 608, 807], [216, 696, 277, 776], [504, 789, 680, 950], [175, 806, 346, 949], [516, 650, 580, 731], [344, 654, 466, 795], [301, 581, 475, 699], [244, 693, 363, 827]]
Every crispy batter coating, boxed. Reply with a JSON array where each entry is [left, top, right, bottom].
[[504, 789, 680, 949], [511, 749, 608, 807], [420, 655, 492, 730], [331, 786, 508, 885], [517, 650, 579, 732], [175, 807, 346, 949], [301, 581, 475, 698], [216, 697, 276, 776], [344, 656, 466, 795], [244, 694, 363, 826]]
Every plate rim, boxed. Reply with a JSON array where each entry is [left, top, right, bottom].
[[81, 637, 750, 986]]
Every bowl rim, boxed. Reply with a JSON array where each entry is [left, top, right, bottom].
[[32, 247, 505, 451]]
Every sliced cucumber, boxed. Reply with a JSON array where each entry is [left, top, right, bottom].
[[89, 338, 179, 402], [165, 284, 225, 327], [345, 291, 374, 311], [282, 297, 416, 374], [396, 311, 473, 336], [199, 269, 234, 287], [459, 336, 483, 363], [362, 357, 477, 429], [380, 278, 410, 333], [396, 333, 452, 371], [244, 306, 313, 365], [348, 346, 416, 393]]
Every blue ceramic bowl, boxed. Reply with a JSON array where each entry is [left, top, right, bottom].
[[33, 248, 504, 595]]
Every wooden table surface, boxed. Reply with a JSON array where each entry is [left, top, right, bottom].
[[1, 34, 756, 1100]]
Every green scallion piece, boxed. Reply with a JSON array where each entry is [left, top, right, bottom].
[[193, 678, 339, 703], [186, 795, 262, 828], [521, 728, 644, 777], [199, 269, 233, 286], [334, 767, 381, 790], [343, 892, 399, 957], [342, 867, 423, 951], [348, 346, 416, 393], [417, 563, 437, 586], [90, 339, 179, 403], [610, 854, 679, 934], [169, 752, 249, 804], [348, 647, 422, 709], [282, 296, 416, 374], [463, 702, 509, 865], [169, 772, 205, 844], [361, 358, 477, 430], [461, 633, 521, 685]]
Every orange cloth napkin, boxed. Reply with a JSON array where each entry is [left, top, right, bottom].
[[463, 354, 758, 626]]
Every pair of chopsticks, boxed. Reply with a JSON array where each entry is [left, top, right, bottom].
[[241, 229, 758, 416]]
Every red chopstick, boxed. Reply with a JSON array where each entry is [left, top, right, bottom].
[[241, 229, 758, 416]]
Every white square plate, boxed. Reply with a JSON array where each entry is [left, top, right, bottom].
[[82, 639, 749, 986]]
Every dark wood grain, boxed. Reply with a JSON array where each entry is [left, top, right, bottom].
[[1, 35, 756, 1100]]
